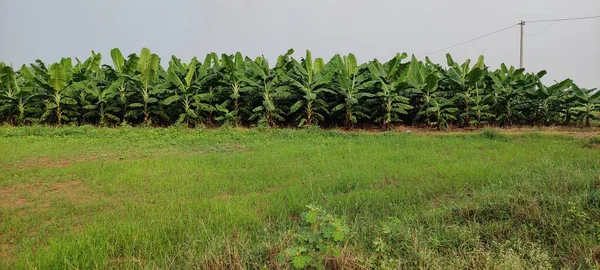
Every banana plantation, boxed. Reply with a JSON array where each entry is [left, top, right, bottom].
[[0, 48, 598, 129]]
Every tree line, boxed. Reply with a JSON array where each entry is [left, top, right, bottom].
[[0, 48, 598, 129]]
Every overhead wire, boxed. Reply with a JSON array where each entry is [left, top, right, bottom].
[[525, 21, 557, 36], [421, 15, 600, 56], [422, 24, 518, 56], [525, 15, 600, 24]]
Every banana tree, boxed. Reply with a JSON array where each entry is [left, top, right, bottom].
[[73, 51, 103, 124], [487, 64, 524, 106], [529, 78, 572, 126], [0, 65, 42, 124], [571, 84, 600, 127], [214, 100, 237, 125], [0, 65, 21, 124], [124, 48, 167, 125], [487, 66, 529, 126], [465, 89, 494, 127], [220, 52, 248, 126], [164, 56, 200, 125], [282, 50, 336, 127], [445, 54, 487, 127], [243, 55, 288, 127], [83, 77, 125, 125], [407, 55, 442, 126], [108, 48, 139, 124], [416, 97, 458, 130], [330, 53, 375, 129], [367, 54, 413, 130], [192, 53, 223, 126], [30, 58, 86, 126]]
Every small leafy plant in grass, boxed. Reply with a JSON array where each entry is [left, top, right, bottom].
[[278, 205, 349, 269], [360, 225, 400, 270]]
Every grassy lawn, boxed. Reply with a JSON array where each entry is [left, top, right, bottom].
[[1, 126, 599, 269]]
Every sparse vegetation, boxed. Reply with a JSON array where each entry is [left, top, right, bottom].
[[1, 126, 599, 269]]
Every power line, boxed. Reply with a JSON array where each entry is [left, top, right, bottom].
[[421, 15, 599, 57], [422, 24, 518, 56], [525, 15, 600, 24], [525, 21, 557, 36]]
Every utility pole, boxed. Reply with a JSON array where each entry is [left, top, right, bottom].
[[519, 20, 525, 68]]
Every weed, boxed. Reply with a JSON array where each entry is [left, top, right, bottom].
[[278, 205, 349, 269]]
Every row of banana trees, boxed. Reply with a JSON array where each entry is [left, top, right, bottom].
[[0, 48, 598, 129]]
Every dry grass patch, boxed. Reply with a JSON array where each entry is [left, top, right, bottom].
[[0, 180, 110, 262], [10, 153, 116, 170], [0, 180, 97, 210]]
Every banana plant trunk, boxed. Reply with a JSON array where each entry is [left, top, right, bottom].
[[384, 99, 392, 130], [345, 106, 352, 130], [143, 103, 150, 125], [306, 100, 313, 126], [266, 111, 273, 127], [99, 104, 106, 126], [234, 99, 240, 126]]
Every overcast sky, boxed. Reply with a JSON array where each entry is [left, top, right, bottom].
[[1, 0, 599, 88]]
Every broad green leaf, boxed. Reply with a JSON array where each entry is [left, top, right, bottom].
[[304, 211, 317, 223], [49, 63, 69, 91], [87, 51, 102, 73], [0, 66, 18, 95], [346, 53, 358, 76], [292, 255, 311, 268], [447, 69, 464, 86], [111, 48, 125, 73], [163, 95, 182, 105], [184, 57, 198, 89], [289, 100, 304, 113], [105, 77, 125, 94], [473, 55, 485, 71], [61, 97, 78, 105], [168, 69, 185, 91], [305, 50, 313, 84], [139, 48, 152, 74], [123, 53, 140, 76], [234, 52, 244, 72], [314, 58, 324, 74], [169, 55, 186, 75], [446, 53, 455, 66], [138, 48, 160, 90]]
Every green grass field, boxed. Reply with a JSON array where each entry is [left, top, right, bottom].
[[1, 127, 599, 269]]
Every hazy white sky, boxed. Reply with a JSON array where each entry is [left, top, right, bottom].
[[1, 0, 599, 87]]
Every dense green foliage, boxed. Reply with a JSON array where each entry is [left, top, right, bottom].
[[1, 127, 599, 269], [1, 49, 598, 129]]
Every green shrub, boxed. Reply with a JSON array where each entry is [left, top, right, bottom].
[[278, 205, 349, 269]]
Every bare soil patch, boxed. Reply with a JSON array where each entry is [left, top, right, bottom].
[[0, 180, 104, 262], [0, 180, 95, 209], [13, 153, 116, 170]]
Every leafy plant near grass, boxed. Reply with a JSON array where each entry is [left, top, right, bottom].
[[278, 205, 349, 269], [1, 49, 598, 128]]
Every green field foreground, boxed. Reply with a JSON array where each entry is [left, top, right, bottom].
[[1, 127, 599, 269]]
